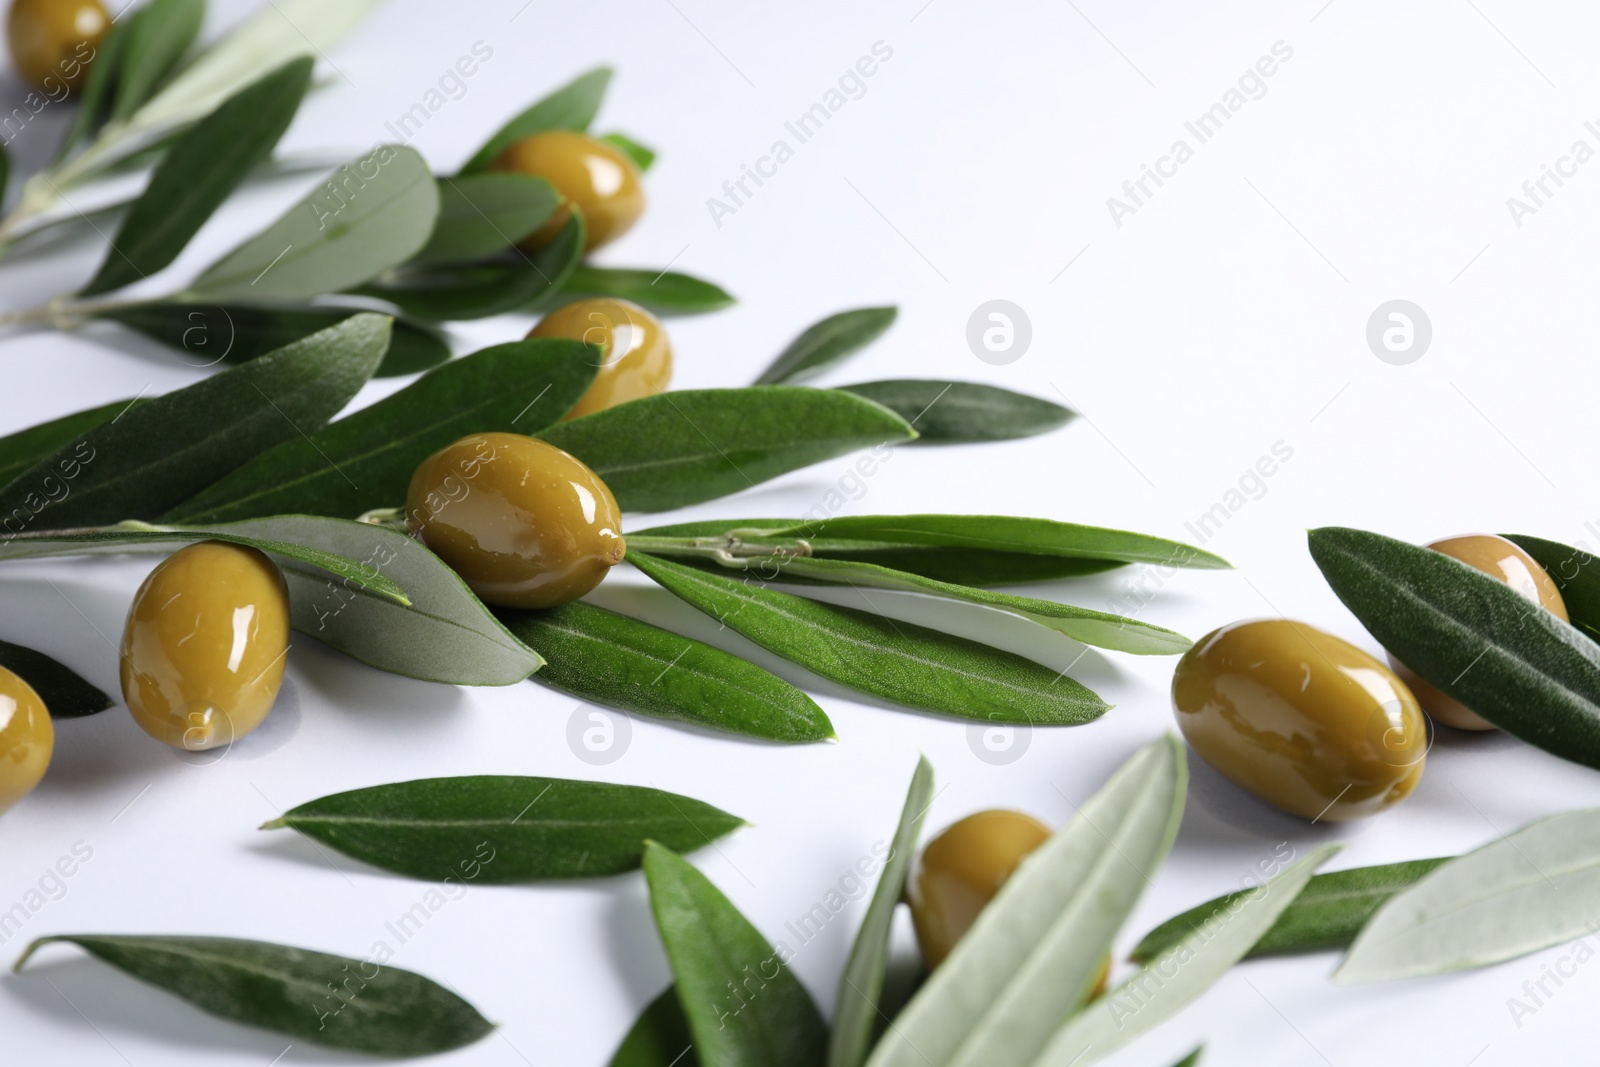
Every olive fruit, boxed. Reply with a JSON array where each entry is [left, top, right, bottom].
[[907, 809, 1049, 969], [490, 130, 644, 251], [120, 541, 291, 751], [528, 298, 673, 420], [407, 432, 625, 609], [0, 666, 52, 816], [7, 0, 107, 91], [1173, 619, 1427, 822], [1388, 534, 1569, 731]]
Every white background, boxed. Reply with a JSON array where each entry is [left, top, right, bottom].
[[2, 0, 1598, 1064]]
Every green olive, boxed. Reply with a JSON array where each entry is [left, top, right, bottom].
[[907, 809, 1050, 969], [0, 665, 52, 815], [7, 0, 107, 91], [528, 298, 673, 420], [1388, 534, 1569, 731], [490, 130, 644, 251], [1173, 619, 1426, 822], [120, 541, 290, 751], [407, 432, 625, 609]]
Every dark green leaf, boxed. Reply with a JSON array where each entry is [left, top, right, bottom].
[[189, 146, 438, 302], [829, 757, 933, 1067], [83, 58, 314, 296], [629, 553, 1108, 725], [1130, 857, 1452, 964], [356, 213, 583, 320], [98, 303, 449, 377], [539, 388, 915, 513], [57, 12, 128, 158], [459, 66, 612, 174], [14, 935, 493, 1055], [107, 0, 206, 123], [1309, 526, 1600, 769], [552, 265, 735, 315], [598, 131, 656, 171], [0, 398, 136, 492], [836, 380, 1074, 444], [1507, 534, 1600, 645], [413, 173, 559, 265], [611, 987, 699, 1067], [0, 638, 111, 718], [0, 315, 388, 529], [496, 601, 832, 743], [754, 307, 897, 386], [643, 842, 828, 1067], [264, 775, 744, 882], [165, 339, 596, 524], [1171, 1046, 1204, 1067]]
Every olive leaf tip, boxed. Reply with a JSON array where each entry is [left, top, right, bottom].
[[11, 936, 58, 974], [258, 816, 288, 830]]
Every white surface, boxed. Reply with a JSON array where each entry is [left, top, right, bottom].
[[1, 1, 1597, 1064]]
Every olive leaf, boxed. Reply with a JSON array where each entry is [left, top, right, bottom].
[[551, 265, 734, 314], [459, 66, 613, 174], [867, 737, 1186, 1067], [1131, 857, 1451, 963], [837, 381, 1074, 444], [263, 776, 744, 882], [57, 7, 129, 159], [1309, 526, 1600, 770], [628, 553, 1108, 725], [598, 131, 657, 171], [82, 57, 315, 296], [413, 173, 560, 265], [0, 314, 389, 529], [538, 388, 916, 512], [611, 987, 698, 1067], [98, 303, 450, 377], [1337, 809, 1600, 983], [13, 934, 493, 1056], [1507, 534, 1600, 645], [642, 842, 829, 1067], [105, 0, 206, 125], [829, 756, 934, 1067], [0, 397, 138, 491], [755, 307, 898, 386], [1171, 1047, 1204, 1067], [164, 338, 598, 524], [0, 638, 112, 718], [496, 601, 833, 743], [1031, 846, 1340, 1067], [187, 146, 438, 302]]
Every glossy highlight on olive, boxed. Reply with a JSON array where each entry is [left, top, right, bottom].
[[120, 541, 291, 752], [489, 130, 644, 251], [907, 809, 1049, 969], [7, 0, 107, 91], [406, 432, 625, 609], [1388, 534, 1569, 731], [528, 297, 672, 420], [1173, 618, 1427, 822], [0, 665, 52, 816]]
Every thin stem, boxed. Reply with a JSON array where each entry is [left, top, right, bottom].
[[0, 292, 165, 329], [625, 534, 812, 568]]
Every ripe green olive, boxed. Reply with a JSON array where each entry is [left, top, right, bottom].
[[0, 666, 52, 815], [907, 809, 1049, 969], [7, 0, 107, 91], [407, 432, 625, 609], [528, 298, 673, 420], [490, 131, 644, 251], [1388, 534, 1569, 731], [120, 541, 291, 751], [1173, 619, 1427, 822]]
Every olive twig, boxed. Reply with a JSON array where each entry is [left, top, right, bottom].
[[625, 534, 813, 569]]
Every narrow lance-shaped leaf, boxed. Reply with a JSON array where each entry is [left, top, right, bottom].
[[1308, 526, 1600, 770], [0, 638, 112, 718], [496, 601, 833, 743], [83, 57, 314, 296], [539, 388, 916, 513], [106, 0, 206, 124], [610, 987, 699, 1067], [629, 553, 1108, 726], [551, 265, 734, 315], [188, 146, 438, 303], [264, 776, 745, 882], [1507, 534, 1600, 646], [868, 737, 1186, 1067], [755, 307, 897, 386], [166, 338, 598, 524], [829, 757, 934, 1067], [837, 381, 1074, 444], [13, 935, 493, 1056], [1031, 845, 1340, 1067], [0, 314, 388, 529], [643, 842, 829, 1067], [1337, 809, 1600, 983], [413, 173, 559, 265], [1131, 857, 1452, 963], [460, 66, 613, 174], [56, 9, 128, 159], [0, 398, 137, 491]]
